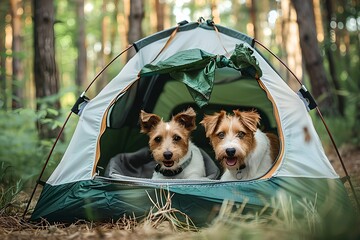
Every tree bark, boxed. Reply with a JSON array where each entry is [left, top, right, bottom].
[[280, 0, 303, 91], [118, 0, 129, 63], [155, 0, 165, 32], [33, 0, 60, 138], [126, 0, 144, 61], [249, 0, 257, 39], [95, 0, 109, 92], [109, 0, 119, 60], [0, 4, 8, 110], [75, 0, 87, 93], [210, 0, 220, 24], [291, 0, 335, 114], [231, 0, 240, 29], [10, 0, 24, 109], [324, 0, 345, 116]]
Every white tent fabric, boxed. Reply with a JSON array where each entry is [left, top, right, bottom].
[[47, 23, 338, 186]]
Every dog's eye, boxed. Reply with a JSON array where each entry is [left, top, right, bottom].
[[154, 136, 162, 143], [217, 132, 225, 139], [237, 131, 246, 139], [173, 135, 181, 142]]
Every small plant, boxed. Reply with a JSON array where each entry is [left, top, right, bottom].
[[0, 162, 23, 215], [144, 188, 197, 232]]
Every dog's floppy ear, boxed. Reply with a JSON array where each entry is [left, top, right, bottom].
[[200, 110, 226, 138], [173, 107, 197, 131], [139, 110, 161, 134], [233, 109, 261, 132]]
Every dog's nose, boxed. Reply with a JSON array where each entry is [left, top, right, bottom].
[[163, 151, 173, 160], [226, 148, 236, 157]]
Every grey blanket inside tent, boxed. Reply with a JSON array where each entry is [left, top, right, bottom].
[[104, 147, 220, 179]]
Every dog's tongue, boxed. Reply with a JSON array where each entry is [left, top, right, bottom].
[[226, 157, 237, 166], [163, 161, 174, 167]]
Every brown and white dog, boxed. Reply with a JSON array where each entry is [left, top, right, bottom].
[[200, 109, 279, 180], [140, 107, 206, 180]]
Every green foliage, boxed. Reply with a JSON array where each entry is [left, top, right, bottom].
[[0, 106, 77, 215], [0, 109, 44, 181], [312, 115, 350, 150], [202, 193, 359, 239], [0, 107, 75, 185], [0, 162, 23, 214], [311, 101, 360, 149], [37, 98, 63, 131]]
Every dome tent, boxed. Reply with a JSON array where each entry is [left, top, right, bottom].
[[28, 19, 356, 232]]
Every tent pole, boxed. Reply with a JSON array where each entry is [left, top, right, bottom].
[[84, 44, 133, 93], [150, 28, 179, 64], [315, 107, 360, 210], [254, 39, 303, 86], [22, 45, 134, 220], [254, 39, 360, 210]]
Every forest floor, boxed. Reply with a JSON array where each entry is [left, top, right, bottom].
[[0, 145, 359, 240], [327, 144, 360, 207]]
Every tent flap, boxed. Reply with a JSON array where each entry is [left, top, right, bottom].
[[140, 44, 262, 107]]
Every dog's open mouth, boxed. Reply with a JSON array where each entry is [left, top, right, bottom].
[[225, 157, 237, 166], [163, 160, 175, 167]]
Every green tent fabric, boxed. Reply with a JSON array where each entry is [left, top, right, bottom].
[[31, 177, 355, 234], [140, 44, 262, 107]]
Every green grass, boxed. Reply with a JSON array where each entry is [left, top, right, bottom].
[[0, 183, 359, 239], [311, 111, 358, 152], [0, 162, 23, 215]]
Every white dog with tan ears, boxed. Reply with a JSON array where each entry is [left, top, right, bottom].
[[201, 109, 279, 180], [140, 107, 207, 180]]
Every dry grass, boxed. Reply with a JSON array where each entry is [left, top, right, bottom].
[[197, 195, 322, 240], [1, 145, 359, 239], [0, 188, 198, 240], [144, 188, 197, 232], [328, 144, 360, 208], [1, 188, 359, 240]]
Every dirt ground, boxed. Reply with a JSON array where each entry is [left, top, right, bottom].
[[1, 145, 359, 239], [327, 144, 360, 207]]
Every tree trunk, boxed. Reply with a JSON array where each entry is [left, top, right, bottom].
[[155, 0, 165, 32], [118, 0, 129, 63], [280, 0, 303, 91], [109, 0, 119, 60], [126, 0, 144, 61], [291, 0, 335, 114], [95, 0, 109, 92], [231, 0, 241, 30], [0, 4, 8, 110], [210, 0, 220, 24], [75, 0, 87, 93], [10, 0, 24, 109], [249, 0, 257, 39], [324, 0, 345, 116], [33, 0, 60, 138]]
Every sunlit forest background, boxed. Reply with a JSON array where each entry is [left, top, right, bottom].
[[0, 0, 359, 213]]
